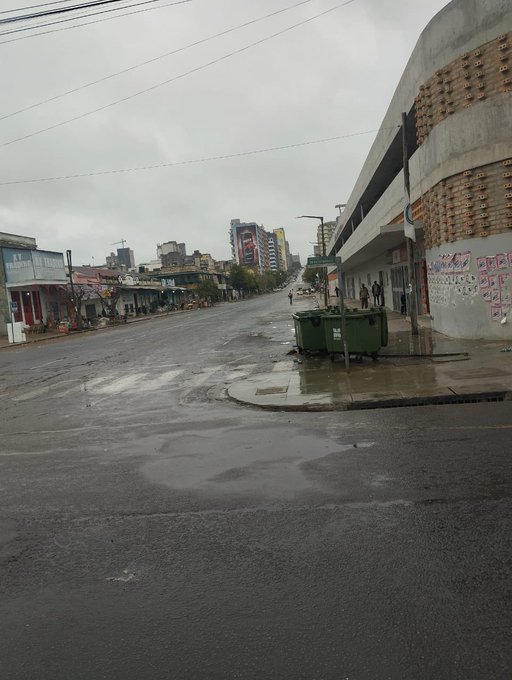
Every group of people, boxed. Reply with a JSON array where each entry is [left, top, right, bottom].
[[359, 281, 383, 309]]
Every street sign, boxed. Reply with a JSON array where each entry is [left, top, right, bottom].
[[10, 301, 18, 313], [307, 256, 337, 267]]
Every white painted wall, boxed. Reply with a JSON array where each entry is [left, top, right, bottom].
[[428, 234, 512, 339]]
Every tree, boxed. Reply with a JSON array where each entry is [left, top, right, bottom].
[[66, 284, 99, 328], [195, 278, 221, 302], [302, 266, 322, 286], [98, 285, 122, 317], [229, 264, 253, 295]]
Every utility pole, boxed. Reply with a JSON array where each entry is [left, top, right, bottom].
[[319, 216, 329, 309], [336, 256, 350, 373], [66, 249, 81, 330], [401, 111, 419, 335]]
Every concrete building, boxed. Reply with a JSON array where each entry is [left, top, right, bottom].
[[230, 219, 267, 274], [157, 241, 186, 258], [266, 231, 280, 271], [117, 247, 135, 270], [0, 232, 68, 336], [273, 228, 288, 272], [317, 221, 336, 255], [329, 0, 512, 339]]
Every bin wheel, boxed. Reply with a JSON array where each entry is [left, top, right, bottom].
[[371, 352, 379, 361], [356, 354, 363, 363], [297, 347, 304, 354]]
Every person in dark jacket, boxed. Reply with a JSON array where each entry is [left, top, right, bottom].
[[371, 281, 381, 306]]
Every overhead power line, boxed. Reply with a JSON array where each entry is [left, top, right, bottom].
[[0, 0, 189, 42], [0, 0, 190, 35], [0, 0, 357, 147], [0, 129, 381, 186], [0, 0, 84, 15], [1, 0, 319, 121], [0, 0, 132, 25]]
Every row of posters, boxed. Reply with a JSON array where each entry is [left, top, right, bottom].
[[477, 252, 512, 322], [427, 251, 471, 275]]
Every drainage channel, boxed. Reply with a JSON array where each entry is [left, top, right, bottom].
[[348, 390, 510, 411]]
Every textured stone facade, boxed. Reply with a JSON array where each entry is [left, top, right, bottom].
[[415, 31, 512, 146], [422, 158, 512, 248]]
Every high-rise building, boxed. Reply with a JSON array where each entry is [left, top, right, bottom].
[[266, 231, 279, 271], [117, 247, 135, 270], [273, 228, 288, 272], [317, 221, 336, 255], [230, 219, 267, 274], [157, 241, 186, 258]]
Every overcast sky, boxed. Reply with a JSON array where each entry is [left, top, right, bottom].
[[1, 0, 449, 267]]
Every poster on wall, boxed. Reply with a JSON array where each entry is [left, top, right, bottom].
[[491, 306, 502, 322], [487, 256, 498, 271], [478, 274, 489, 289], [476, 257, 487, 273], [497, 253, 508, 269]]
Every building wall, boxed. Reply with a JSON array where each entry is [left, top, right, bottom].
[[0, 254, 9, 335], [333, 0, 512, 339], [273, 228, 288, 271], [117, 248, 135, 270]]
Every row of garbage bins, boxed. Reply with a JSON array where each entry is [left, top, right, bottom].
[[293, 308, 388, 359]]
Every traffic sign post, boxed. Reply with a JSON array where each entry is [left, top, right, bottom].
[[9, 301, 18, 344], [336, 256, 350, 373], [307, 256, 337, 268]]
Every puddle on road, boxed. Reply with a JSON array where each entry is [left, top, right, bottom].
[[141, 430, 375, 499]]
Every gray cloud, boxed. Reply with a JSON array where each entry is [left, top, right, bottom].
[[1, 0, 449, 265]]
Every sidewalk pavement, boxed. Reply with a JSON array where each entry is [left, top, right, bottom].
[[0, 308, 194, 350], [228, 304, 512, 412]]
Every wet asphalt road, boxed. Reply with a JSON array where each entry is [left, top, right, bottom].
[[1, 292, 511, 680]]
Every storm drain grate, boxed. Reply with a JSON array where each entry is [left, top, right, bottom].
[[349, 391, 509, 411]]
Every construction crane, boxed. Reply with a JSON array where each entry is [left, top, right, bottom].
[[111, 239, 127, 248]]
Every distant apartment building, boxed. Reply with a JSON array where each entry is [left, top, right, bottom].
[[230, 219, 267, 274], [106, 248, 135, 270], [230, 220, 291, 274], [266, 231, 279, 271], [157, 241, 186, 258], [273, 228, 288, 272], [317, 221, 336, 255], [117, 247, 135, 270]]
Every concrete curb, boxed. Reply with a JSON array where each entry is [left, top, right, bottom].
[[227, 386, 512, 413]]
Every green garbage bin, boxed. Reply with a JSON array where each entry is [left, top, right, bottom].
[[293, 311, 329, 352], [323, 308, 388, 358]]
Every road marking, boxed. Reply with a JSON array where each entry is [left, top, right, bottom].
[[28, 358, 63, 369], [12, 379, 80, 402]]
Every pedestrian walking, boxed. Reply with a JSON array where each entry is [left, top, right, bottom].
[[335, 286, 340, 298], [400, 292, 407, 315], [371, 281, 381, 306], [360, 284, 369, 309], [288, 290, 293, 305]]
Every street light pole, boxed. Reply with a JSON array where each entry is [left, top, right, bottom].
[[297, 215, 328, 309]]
